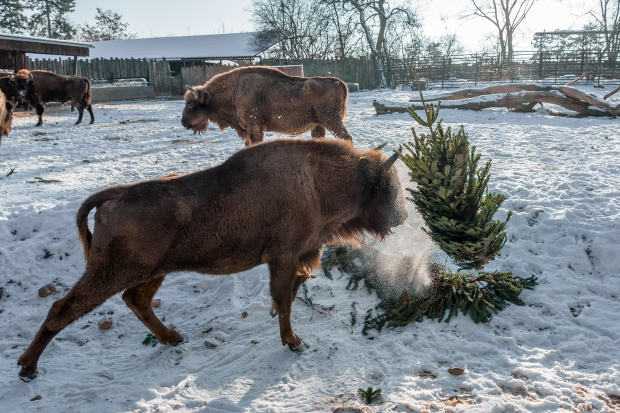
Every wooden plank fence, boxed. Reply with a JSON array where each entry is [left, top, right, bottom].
[[25, 57, 381, 97], [181, 65, 234, 88], [262, 57, 376, 90]]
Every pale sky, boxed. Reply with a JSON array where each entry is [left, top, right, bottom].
[[72, 0, 594, 51]]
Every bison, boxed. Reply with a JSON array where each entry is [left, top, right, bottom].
[[9, 69, 94, 126], [181, 66, 353, 146], [17, 139, 407, 381], [0, 91, 14, 145], [0, 76, 19, 102]]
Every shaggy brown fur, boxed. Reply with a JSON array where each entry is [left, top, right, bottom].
[[17, 139, 407, 380], [181, 66, 353, 146], [0, 91, 14, 144], [10, 69, 94, 126]]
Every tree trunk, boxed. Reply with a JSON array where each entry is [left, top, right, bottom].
[[372, 83, 620, 118]]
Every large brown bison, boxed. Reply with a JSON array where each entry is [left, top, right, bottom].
[[181, 66, 353, 146], [0, 91, 14, 145], [9, 69, 94, 126], [17, 139, 407, 380]]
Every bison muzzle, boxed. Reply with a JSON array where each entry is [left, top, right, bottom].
[[181, 66, 353, 146], [17, 139, 407, 380]]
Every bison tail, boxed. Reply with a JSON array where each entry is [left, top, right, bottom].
[[83, 78, 92, 105], [339, 79, 349, 118], [76, 187, 118, 261]]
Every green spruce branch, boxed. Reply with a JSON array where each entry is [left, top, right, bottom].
[[320, 69, 536, 334]]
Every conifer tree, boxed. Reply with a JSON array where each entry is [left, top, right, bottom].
[[401, 96, 511, 270], [0, 0, 28, 34], [321, 72, 536, 330], [28, 0, 76, 39]]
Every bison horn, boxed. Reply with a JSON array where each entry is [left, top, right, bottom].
[[185, 85, 199, 99], [373, 143, 388, 151], [382, 146, 402, 169], [28, 73, 33, 81]]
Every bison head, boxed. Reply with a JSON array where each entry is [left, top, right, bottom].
[[360, 147, 408, 238], [0, 97, 14, 144], [9, 70, 34, 99], [181, 85, 212, 133]]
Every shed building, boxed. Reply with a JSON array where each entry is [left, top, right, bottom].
[[0, 33, 92, 74]]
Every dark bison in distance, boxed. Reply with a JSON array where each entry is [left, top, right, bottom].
[[17, 139, 408, 380], [181, 66, 353, 145], [9, 69, 94, 126], [0, 76, 19, 102], [0, 91, 14, 144]]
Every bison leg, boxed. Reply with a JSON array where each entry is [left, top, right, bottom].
[[18, 272, 122, 380], [87, 103, 95, 124], [35, 103, 44, 127], [325, 121, 353, 141], [311, 125, 326, 139], [268, 257, 309, 352], [122, 276, 183, 345], [75, 102, 84, 125]]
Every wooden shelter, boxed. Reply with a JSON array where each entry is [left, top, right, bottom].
[[0, 33, 92, 74]]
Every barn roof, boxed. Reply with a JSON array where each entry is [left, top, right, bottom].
[[0, 33, 92, 57], [81, 32, 270, 60]]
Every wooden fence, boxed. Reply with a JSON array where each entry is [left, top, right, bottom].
[[25, 56, 380, 95], [263, 57, 376, 90], [27, 57, 175, 95], [180, 64, 304, 88]]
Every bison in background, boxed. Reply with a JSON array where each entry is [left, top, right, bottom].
[[9, 69, 94, 126], [0, 91, 14, 145], [181, 66, 353, 146], [17, 139, 408, 381]]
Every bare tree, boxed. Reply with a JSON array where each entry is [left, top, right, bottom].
[[589, 0, 620, 65], [325, 0, 417, 87], [468, 0, 538, 68]]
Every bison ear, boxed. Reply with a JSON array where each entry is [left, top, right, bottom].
[[6, 100, 14, 111], [198, 89, 210, 105]]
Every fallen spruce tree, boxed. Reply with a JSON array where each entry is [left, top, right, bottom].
[[324, 80, 537, 333], [373, 75, 620, 118]]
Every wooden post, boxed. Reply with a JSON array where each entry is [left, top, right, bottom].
[[73, 56, 78, 75], [474, 53, 478, 86]]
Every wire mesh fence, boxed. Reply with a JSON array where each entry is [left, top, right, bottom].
[[387, 49, 620, 89]]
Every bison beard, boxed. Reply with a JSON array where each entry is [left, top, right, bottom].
[[17, 139, 408, 381], [181, 66, 353, 146]]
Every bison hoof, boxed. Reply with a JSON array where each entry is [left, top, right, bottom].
[[18, 370, 37, 382], [35, 122, 42, 127], [17, 359, 38, 381], [288, 338, 309, 353]]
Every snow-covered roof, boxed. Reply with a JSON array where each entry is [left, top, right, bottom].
[[83, 32, 269, 60]]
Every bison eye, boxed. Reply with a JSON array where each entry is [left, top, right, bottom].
[[187, 102, 195, 110]]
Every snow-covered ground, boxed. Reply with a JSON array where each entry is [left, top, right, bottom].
[[0, 85, 618, 412]]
